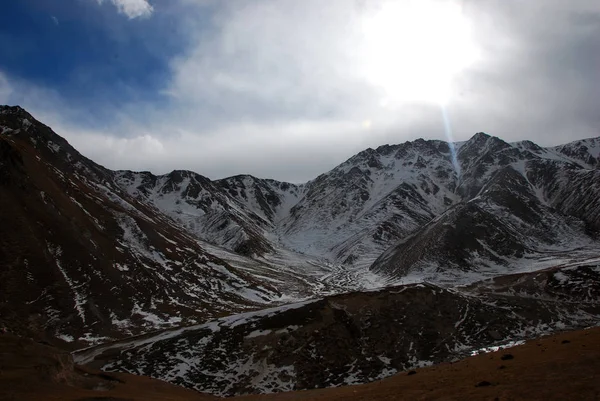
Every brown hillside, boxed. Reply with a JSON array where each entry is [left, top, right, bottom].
[[0, 333, 216, 401]]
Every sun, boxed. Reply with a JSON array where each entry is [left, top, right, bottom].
[[361, 0, 478, 105]]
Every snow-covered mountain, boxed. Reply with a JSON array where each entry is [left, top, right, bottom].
[[112, 138, 463, 267], [114, 129, 599, 278], [2, 104, 599, 347], [370, 133, 600, 279], [3, 105, 600, 397], [114, 169, 278, 257], [277, 139, 460, 266]]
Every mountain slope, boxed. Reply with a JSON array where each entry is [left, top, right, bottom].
[[370, 133, 600, 279], [276, 140, 460, 266], [114, 170, 285, 257], [0, 106, 281, 346], [110, 124, 600, 277]]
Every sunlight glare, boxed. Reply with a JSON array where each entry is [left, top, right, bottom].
[[361, 0, 478, 105]]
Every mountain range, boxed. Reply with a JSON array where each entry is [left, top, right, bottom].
[[1, 104, 599, 396]]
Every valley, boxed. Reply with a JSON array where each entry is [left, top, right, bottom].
[[1, 104, 599, 398]]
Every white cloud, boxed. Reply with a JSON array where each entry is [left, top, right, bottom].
[[168, 1, 374, 120], [97, 0, 154, 19]]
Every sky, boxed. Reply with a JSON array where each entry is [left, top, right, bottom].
[[0, 0, 599, 183]]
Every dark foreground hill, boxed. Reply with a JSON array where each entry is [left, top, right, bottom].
[[243, 326, 600, 401], [2, 327, 599, 401], [73, 261, 600, 396]]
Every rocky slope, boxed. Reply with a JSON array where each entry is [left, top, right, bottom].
[[74, 259, 600, 396], [0, 106, 282, 347]]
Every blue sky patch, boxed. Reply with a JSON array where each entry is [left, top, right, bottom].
[[0, 0, 204, 123]]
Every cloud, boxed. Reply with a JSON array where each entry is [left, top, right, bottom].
[[159, 0, 600, 171], [97, 0, 154, 19], [3, 1, 600, 182], [167, 1, 377, 124]]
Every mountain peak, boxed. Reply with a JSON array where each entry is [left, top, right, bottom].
[[460, 132, 510, 155], [471, 132, 490, 140], [0, 105, 28, 116], [0, 105, 38, 133]]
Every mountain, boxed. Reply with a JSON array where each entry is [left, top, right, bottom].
[[103, 120, 600, 281], [3, 105, 600, 345], [550, 136, 600, 168], [113, 170, 288, 257], [2, 105, 600, 398], [370, 133, 600, 280], [0, 106, 283, 347], [133, 130, 597, 277], [276, 139, 460, 266], [74, 260, 600, 396]]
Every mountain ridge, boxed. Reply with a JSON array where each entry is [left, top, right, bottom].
[[2, 103, 599, 346], [2, 104, 600, 396]]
